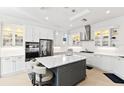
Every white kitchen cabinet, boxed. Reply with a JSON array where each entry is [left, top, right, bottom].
[[113, 57, 124, 79], [1, 55, 25, 76], [98, 55, 113, 72], [15, 56, 25, 72], [74, 52, 124, 79], [104, 56, 114, 72], [91, 55, 114, 73], [75, 53, 115, 73], [1, 57, 13, 75], [74, 52, 95, 66], [39, 30, 47, 39], [82, 53, 94, 65], [91, 55, 101, 68], [46, 30, 53, 39], [1, 24, 25, 47], [25, 26, 33, 42], [32, 28, 40, 42], [87, 54, 97, 66], [26, 26, 40, 42], [25, 26, 53, 42]]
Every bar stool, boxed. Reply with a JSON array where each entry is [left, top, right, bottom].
[[28, 59, 39, 85], [32, 65, 53, 86]]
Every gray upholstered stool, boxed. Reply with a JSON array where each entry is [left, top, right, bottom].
[[32, 65, 53, 86], [29, 59, 39, 85]]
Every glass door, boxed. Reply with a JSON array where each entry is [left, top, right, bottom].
[[2, 25, 13, 47], [102, 30, 109, 46], [110, 28, 118, 47], [95, 31, 101, 46], [15, 26, 24, 46]]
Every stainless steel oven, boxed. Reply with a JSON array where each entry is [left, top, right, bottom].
[[25, 42, 39, 62]]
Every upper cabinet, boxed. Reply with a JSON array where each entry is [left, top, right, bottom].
[[95, 28, 118, 47], [1, 24, 25, 47], [102, 29, 110, 46], [72, 33, 80, 46], [25, 26, 53, 42], [25, 26, 33, 42], [2, 24, 13, 47], [95, 31, 102, 46], [110, 28, 118, 47], [15, 25, 25, 46]]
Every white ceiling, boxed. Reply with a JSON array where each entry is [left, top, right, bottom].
[[0, 7, 124, 31]]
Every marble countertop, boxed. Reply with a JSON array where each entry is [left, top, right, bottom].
[[75, 51, 124, 57], [94, 52, 124, 57], [36, 55, 86, 69]]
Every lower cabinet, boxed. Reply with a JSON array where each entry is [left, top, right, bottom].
[[15, 56, 25, 72], [90, 55, 114, 73], [113, 57, 124, 80], [75, 53, 95, 66], [97, 55, 113, 72], [1, 55, 25, 76], [1, 57, 13, 75]]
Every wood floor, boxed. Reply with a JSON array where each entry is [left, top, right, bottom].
[[78, 68, 124, 86], [0, 68, 124, 86]]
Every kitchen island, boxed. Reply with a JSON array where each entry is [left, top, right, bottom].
[[36, 55, 86, 86]]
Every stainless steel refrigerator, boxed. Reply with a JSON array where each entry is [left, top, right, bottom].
[[39, 39, 53, 57]]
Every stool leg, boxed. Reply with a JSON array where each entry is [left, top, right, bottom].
[[32, 73, 35, 86], [39, 74, 42, 86]]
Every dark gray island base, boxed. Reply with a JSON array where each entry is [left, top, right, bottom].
[[51, 59, 86, 86]]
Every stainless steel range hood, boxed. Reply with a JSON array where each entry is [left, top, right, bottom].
[[80, 25, 91, 41]]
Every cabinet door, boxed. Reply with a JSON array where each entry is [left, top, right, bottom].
[[92, 55, 114, 73], [101, 56, 113, 72], [15, 56, 25, 72], [46, 30, 53, 39], [113, 57, 124, 79], [39, 30, 48, 39], [25, 26, 33, 42], [1, 57, 13, 75], [2, 24, 13, 47], [32, 27, 40, 42], [92, 55, 101, 67], [86, 54, 95, 66], [15, 25, 24, 46]]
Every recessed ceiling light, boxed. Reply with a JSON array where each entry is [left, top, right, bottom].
[[45, 17, 49, 20], [70, 9, 90, 21], [55, 32, 58, 35], [70, 24, 72, 27], [106, 10, 110, 14]]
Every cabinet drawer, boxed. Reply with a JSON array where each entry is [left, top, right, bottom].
[[16, 56, 25, 62], [1, 57, 12, 62], [1, 60, 13, 75], [15, 55, 25, 71]]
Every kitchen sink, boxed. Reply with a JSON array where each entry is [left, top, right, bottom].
[[80, 51, 94, 53]]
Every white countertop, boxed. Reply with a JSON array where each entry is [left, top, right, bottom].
[[0, 47, 25, 57], [36, 55, 86, 69], [75, 52, 124, 57], [94, 52, 124, 57]]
